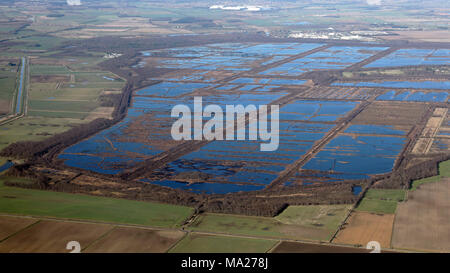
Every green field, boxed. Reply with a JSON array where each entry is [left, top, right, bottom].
[[169, 233, 277, 253], [0, 177, 193, 228], [411, 160, 450, 191], [356, 199, 398, 214], [0, 58, 125, 151], [276, 205, 351, 230], [0, 158, 7, 166], [0, 59, 19, 114], [189, 205, 350, 241], [356, 189, 406, 214], [26, 63, 124, 120], [0, 116, 85, 151]]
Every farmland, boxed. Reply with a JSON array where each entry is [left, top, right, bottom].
[[392, 177, 450, 252], [0, 177, 193, 228], [188, 205, 350, 241], [333, 212, 395, 248], [356, 189, 406, 214], [169, 233, 277, 253]]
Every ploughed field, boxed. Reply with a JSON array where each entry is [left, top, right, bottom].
[[57, 42, 449, 195]]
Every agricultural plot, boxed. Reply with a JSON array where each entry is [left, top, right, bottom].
[[0, 220, 113, 253], [0, 215, 38, 241], [356, 189, 406, 214], [189, 205, 350, 241], [392, 178, 450, 252], [0, 116, 85, 151], [0, 177, 193, 228], [85, 227, 184, 253], [28, 62, 124, 119], [333, 211, 395, 248], [272, 241, 370, 253], [169, 233, 277, 253], [0, 58, 19, 116], [365, 48, 450, 68]]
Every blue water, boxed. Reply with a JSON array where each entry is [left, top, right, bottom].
[[147, 43, 324, 72], [216, 84, 237, 90], [149, 121, 333, 191], [59, 92, 286, 176], [365, 48, 450, 68], [375, 90, 448, 102], [261, 46, 388, 76], [333, 81, 450, 90], [280, 100, 359, 122], [352, 185, 362, 196], [0, 161, 14, 173], [303, 135, 406, 175], [137, 82, 212, 97], [345, 125, 406, 135], [230, 78, 306, 86]]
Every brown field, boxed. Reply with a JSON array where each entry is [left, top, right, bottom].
[[333, 211, 395, 248], [85, 107, 115, 121], [271, 241, 370, 253], [392, 178, 450, 252], [351, 101, 427, 127], [31, 75, 69, 84], [300, 86, 377, 100], [85, 227, 184, 253], [0, 220, 113, 253], [0, 216, 38, 241], [0, 100, 9, 115], [382, 30, 450, 43]]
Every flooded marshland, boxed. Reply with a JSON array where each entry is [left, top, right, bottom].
[[58, 42, 449, 194]]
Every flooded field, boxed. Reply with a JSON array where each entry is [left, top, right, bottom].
[[376, 90, 448, 102], [260, 46, 387, 76], [333, 80, 450, 91], [144, 121, 333, 194], [145, 43, 323, 73], [365, 48, 450, 68], [57, 42, 449, 194]]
